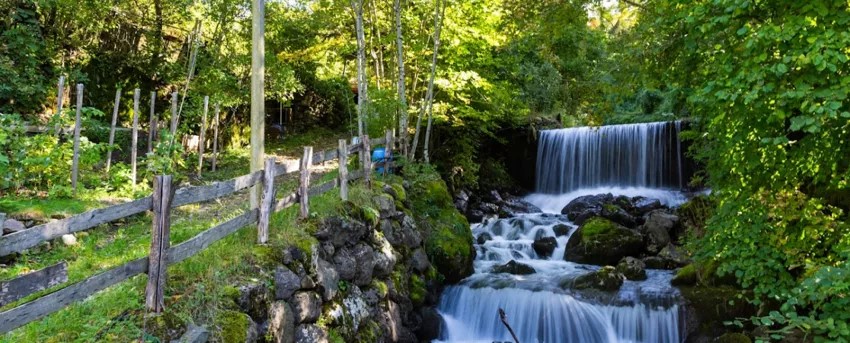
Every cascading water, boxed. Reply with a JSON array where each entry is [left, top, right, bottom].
[[536, 121, 685, 193], [435, 121, 691, 343]]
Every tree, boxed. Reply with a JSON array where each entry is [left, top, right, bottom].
[[351, 0, 368, 136], [394, 0, 408, 155], [410, 0, 443, 161]]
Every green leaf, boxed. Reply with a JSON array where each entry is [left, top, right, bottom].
[[776, 63, 789, 75], [737, 26, 748, 35]]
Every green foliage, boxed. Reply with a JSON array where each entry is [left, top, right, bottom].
[[0, 1, 51, 115], [145, 131, 186, 178]]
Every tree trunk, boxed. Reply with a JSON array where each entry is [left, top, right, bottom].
[[411, 0, 443, 161], [352, 0, 369, 136], [394, 0, 408, 155]]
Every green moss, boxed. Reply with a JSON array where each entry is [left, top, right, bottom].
[[672, 264, 697, 286], [409, 275, 427, 306], [602, 203, 620, 213], [360, 206, 380, 228], [355, 319, 381, 343], [146, 311, 187, 341], [370, 280, 389, 299], [389, 183, 407, 202], [327, 327, 346, 343], [215, 310, 251, 343], [582, 217, 621, 237], [715, 332, 752, 343]]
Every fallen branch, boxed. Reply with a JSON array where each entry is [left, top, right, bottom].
[[498, 308, 520, 343]]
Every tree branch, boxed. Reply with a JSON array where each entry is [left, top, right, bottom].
[[498, 308, 520, 343]]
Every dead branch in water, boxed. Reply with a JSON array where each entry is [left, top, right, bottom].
[[498, 308, 520, 343]]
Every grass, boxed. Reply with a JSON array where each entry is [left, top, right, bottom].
[[0, 129, 354, 342]]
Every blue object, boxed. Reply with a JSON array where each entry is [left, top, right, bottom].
[[372, 147, 387, 174]]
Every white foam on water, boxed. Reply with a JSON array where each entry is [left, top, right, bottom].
[[524, 186, 689, 214]]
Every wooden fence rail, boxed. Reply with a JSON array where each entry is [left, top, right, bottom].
[[0, 130, 396, 334]]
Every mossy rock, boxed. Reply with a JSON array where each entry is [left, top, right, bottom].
[[672, 260, 738, 287], [370, 279, 389, 299], [672, 264, 697, 286], [409, 274, 427, 306], [715, 332, 752, 343], [145, 311, 187, 341], [424, 208, 475, 283], [564, 217, 643, 266], [389, 183, 407, 202], [214, 310, 256, 343]]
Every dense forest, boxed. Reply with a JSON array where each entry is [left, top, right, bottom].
[[2, 0, 849, 341]]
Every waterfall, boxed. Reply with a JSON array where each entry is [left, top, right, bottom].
[[535, 121, 685, 193]]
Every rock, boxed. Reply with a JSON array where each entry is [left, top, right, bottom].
[[633, 197, 663, 214], [560, 194, 613, 225], [380, 301, 405, 342], [235, 283, 271, 322], [331, 248, 357, 281], [300, 276, 315, 290], [370, 231, 397, 278], [215, 310, 258, 343], [491, 260, 535, 275], [174, 324, 209, 343], [552, 224, 570, 237], [643, 210, 680, 247], [267, 301, 295, 343], [488, 190, 504, 203], [714, 333, 752, 343], [454, 190, 470, 213], [476, 232, 493, 245], [499, 198, 543, 217], [600, 204, 637, 228], [61, 234, 77, 246], [313, 256, 339, 301], [671, 264, 697, 286], [572, 266, 625, 292], [532, 237, 557, 258], [327, 286, 371, 333], [294, 324, 328, 343], [642, 221, 671, 254], [289, 291, 321, 324], [416, 307, 443, 342], [373, 194, 397, 218], [314, 216, 367, 248], [3, 217, 26, 235], [615, 257, 647, 281], [385, 217, 422, 248], [564, 217, 644, 266], [410, 248, 430, 273], [274, 266, 301, 301], [658, 244, 689, 267], [351, 243, 376, 286]]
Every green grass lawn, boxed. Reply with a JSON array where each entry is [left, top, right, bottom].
[[0, 128, 356, 342]]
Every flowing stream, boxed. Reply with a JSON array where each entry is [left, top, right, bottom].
[[435, 122, 690, 343]]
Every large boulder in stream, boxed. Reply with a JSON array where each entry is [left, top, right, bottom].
[[564, 217, 644, 266], [571, 266, 625, 292], [491, 260, 536, 275], [560, 194, 638, 228], [532, 237, 558, 258]]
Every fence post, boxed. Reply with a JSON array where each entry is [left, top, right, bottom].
[[212, 104, 220, 172], [149, 91, 157, 153], [54, 76, 65, 136], [198, 96, 209, 176], [170, 91, 179, 136], [384, 129, 393, 176], [71, 84, 83, 195], [338, 139, 349, 201], [258, 157, 276, 244], [146, 175, 174, 313], [131, 89, 141, 185], [105, 88, 121, 172], [362, 135, 372, 188], [299, 147, 313, 219]]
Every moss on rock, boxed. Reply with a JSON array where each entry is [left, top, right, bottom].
[[214, 310, 253, 343], [715, 333, 752, 343], [672, 264, 697, 286], [564, 217, 643, 266], [409, 274, 427, 306]]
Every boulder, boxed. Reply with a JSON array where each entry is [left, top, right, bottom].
[[312, 255, 339, 301], [615, 257, 647, 281], [235, 283, 271, 322], [314, 217, 368, 248], [643, 245, 689, 269], [373, 194, 397, 218], [175, 324, 209, 343], [215, 310, 258, 343], [642, 221, 672, 254], [491, 260, 535, 275], [289, 292, 322, 324], [267, 301, 295, 343], [600, 204, 637, 228], [476, 232, 493, 245], [410, 248, 430, 273], [643, 210, 680, 243], [379, 301, 405, 342], [453, 190, 470, 213], [274, 267, 301, 301], [560, 194, 613, 225], [294, 324, 328, 343], [633, 197, 663, 215], [499, 198, 543, 217], [331, 248, 357, 281], [351, 243, 376, 286], [564, 217, 644, 266], [2, 218, 25, 235], [532, 237, 557, 258], [552, 224, 571, 237], [572, 266, 625, 292], [416, 307, 443, 342]]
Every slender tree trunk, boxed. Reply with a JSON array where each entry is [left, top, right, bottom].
[[150, 0, 164, 85], [411, 0, 443, 161], [369, 1, 383, 91], [352, 0, 368, 136], [394, 0, 408, 156]]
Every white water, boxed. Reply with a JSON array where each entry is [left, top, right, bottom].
[[435, 121, 691, 343], [536, 121, 685, 193]]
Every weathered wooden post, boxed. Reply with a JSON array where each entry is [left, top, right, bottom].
[[212, 104, 220, 172], [146, 175, 174, 313], [338, 139, 349, 201], [258, 157, 276, 244], [362, 135, 372, 188], [130, 89, 141, 185], [54, 76, 65, 136], [148, 91, 157, 153], [105, 88, 122, 172], [198, 96, 209, 176], [170, 91, 178, 136], [71, 84, 84, 195], [384, 129, 393, 176], [299, 147, 313, 219]]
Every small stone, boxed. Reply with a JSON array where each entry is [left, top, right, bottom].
[[476, 232, 493, 245], [3, 218, 26, 235], [289, 292, 321, 324], [552, 224, 570, 237], [267, 301, 295, 343], [410, 248, 430, 273], [61, 234, 77, 246], [616, 257, 647, 281], [300, 276, 316, 290], [274, 266, 301, 301]]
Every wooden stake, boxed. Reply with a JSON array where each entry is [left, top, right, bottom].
[[299, 147, 313, 219], [71, 84, 83, 195], [384, 129, 393, 176], [146, 175, 174, 313], [130, 89, 140, 185], [212, 104, 220, 172], [148, 91, 157, 153], [170, 91, 178, 136], [250, 0, 266, 210], [198, 96, 209, 176], [362, 135, 372, 188], [258, 157, 275, 244], [54, 76, 65, 136], [338, 139, 349, 201], [105, 88, 122, 172]]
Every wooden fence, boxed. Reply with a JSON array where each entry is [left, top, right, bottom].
[[0, 131, 395, 334]]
